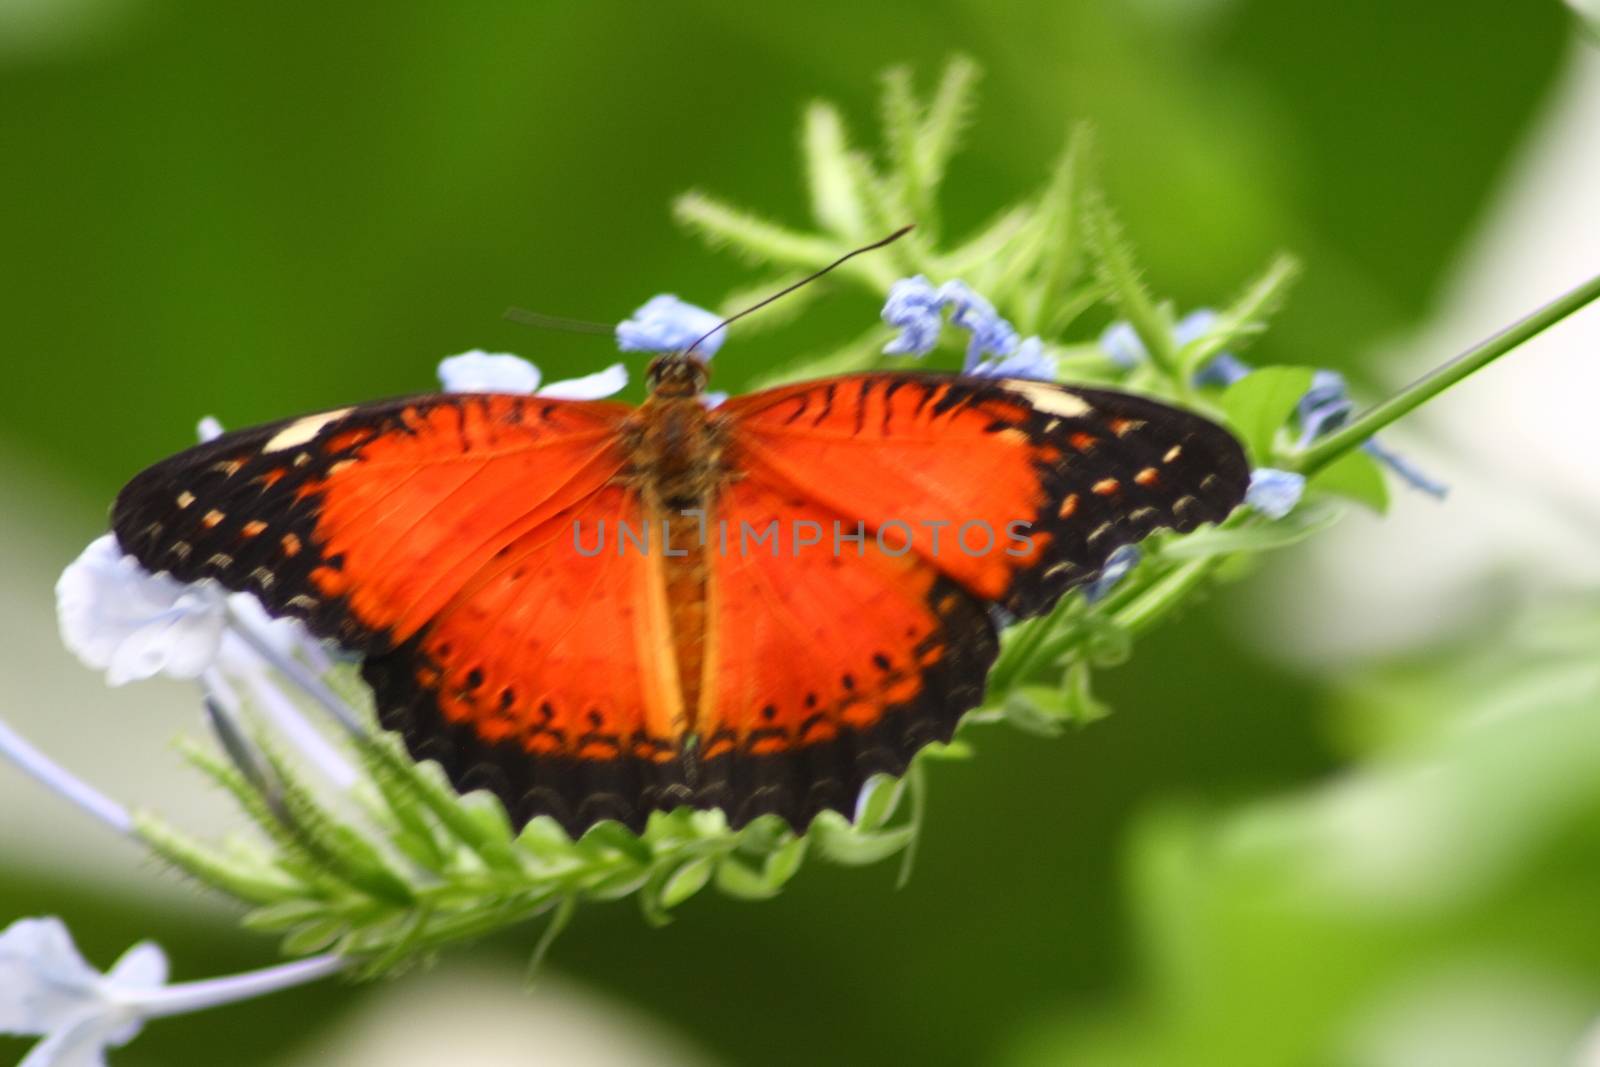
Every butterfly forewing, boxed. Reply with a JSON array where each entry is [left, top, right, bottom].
[[720, 373, 1250, 617]]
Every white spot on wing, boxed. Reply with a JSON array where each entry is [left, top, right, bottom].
[[1000, 380, 1092, 418], [262, 407, 354, 453]]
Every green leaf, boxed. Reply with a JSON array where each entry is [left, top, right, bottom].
[[917, 55, 980, 205], [359, 734, 520, 871], [1177, 254, 1301, 377], [855, 774, 907, 829], [713, 857, 771, 900], [281, 918, 346, 956], [1161, 500, 1343, 560], [587, 867, 653, 902], [1308, 447, 1391, 513], [1083, 190, 1178, 378], [526, 897, 575, 979], [879, 65, 931, 227], [258, 745, 415, 906], [803, 102, 869, 241], [457, 791, 515, 850], [660, 856, 715, 908], [916, 739, 974, 761], [673, 191, 849, 272], [242, 900, 333, 933], [579, 822, 655, 866], [998, 686, 1072, 737], [762, 836, 809, 889], [1022, 122, 1092, 334], [810, 814, 915, 866], [1220, 366, 1315, 462], [1060, 661, 1111, 726], [136, 813, 301, 904], [935, 202, 1036, 279]]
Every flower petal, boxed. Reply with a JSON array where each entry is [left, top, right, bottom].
[[881, 275, 945, 357], [195, 416, 224, 443], [1295, 369, 1353, 446], [940, 279, 1018, 367], [616, 295, 724, 357], [0, 918, 102, 1037], [1084, 545, 1140, 603], [1193, 351, 1253, 388], [1363, 439, 1449, 498], [535, 362, 629, 400], [437, 351, 542, 394], [1099, 321, 1146, 370], [1246, 468, 1306, 519], [55, 537, 227, 686], [1173, 307, 1218, 347], [19, 1011, 125, 1067], [967, 337, 1056, 382], [103, 943, 168, 994]]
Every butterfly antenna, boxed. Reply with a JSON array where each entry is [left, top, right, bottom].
[[683, 224, 915, 358], [502, 307, 618, 335]]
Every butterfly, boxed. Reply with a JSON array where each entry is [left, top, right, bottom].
[[110, 343, 1248, 838]]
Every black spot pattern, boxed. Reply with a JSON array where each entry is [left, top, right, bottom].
[[362, 639, 694, 836]]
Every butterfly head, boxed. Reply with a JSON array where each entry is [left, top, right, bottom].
[[646, 352, 710, 397]]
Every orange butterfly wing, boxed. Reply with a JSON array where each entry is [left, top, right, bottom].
[[693, 478, 996, 828], [720, 372, 1249, 615], [692, 372, 1248, 827], [113, 394, 688, 833]]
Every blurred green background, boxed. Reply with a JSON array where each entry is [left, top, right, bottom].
[[4, 2, 1598, 1065]]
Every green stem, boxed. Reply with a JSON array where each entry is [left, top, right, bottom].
[[1296, 272, 1600, 476], [1112, 557, 1222, 636]]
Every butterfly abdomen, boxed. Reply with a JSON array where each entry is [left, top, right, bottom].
[[624, 396, 731, 740]]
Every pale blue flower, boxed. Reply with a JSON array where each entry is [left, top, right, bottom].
[[57, 535, 229, 686], [940, 280, 1019, 365], [881, 275, 946, 356], [1103, 308, 1226, 376], [0, 916, 344, 1067], [1363, 438, 1449, 498], [881, 276, 1027, 366], [1193, 351, 1252, 388], [1099, 321, 1146, 370], [532, 363, 629, 400], [1296, 369, 1353, 445], [1247, 468, 1306, 519], [1178, 308, 1254, 387], [1173, 308, 1217, 346], [616, 294, 725, 357], [1084, 545, 1140, 603], [967, 337, 1057, 381], [0, 917, 167, 1067], [437, 351, 628, 399], [438, 350, 541, 393], [1296, 370, 1448, 498]]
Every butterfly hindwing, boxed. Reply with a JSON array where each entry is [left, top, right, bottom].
[[695, 478, 997, 829], [363, 484, 690, 836]]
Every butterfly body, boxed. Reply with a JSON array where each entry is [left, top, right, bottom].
[[112, 359, 1249, 836]]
